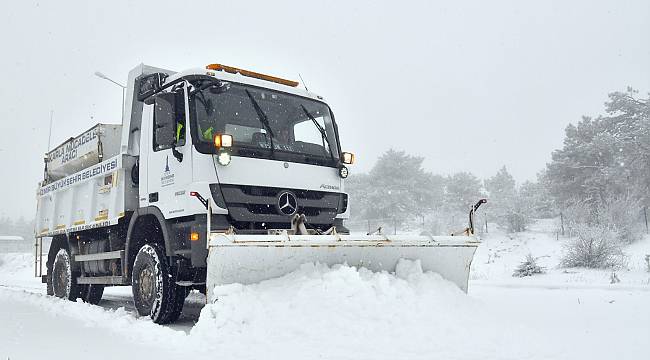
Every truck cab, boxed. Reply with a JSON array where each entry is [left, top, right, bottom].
[[139, 65, 351, 231], [135, 65, 353, 263]]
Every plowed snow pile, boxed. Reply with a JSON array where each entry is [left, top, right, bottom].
[[191, 260, 547, 360]]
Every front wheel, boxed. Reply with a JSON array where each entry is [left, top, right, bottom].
[[131, 244, 185, 324]]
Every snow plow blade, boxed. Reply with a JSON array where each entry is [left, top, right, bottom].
[[205, 233, 479, 302]]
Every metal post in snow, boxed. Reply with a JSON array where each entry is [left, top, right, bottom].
[[644, 206, 648, 234], [39, 237, 43, 277], [34, 241, 38, 278]]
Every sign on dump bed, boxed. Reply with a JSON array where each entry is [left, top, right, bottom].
[[45, 124, 122, 181]]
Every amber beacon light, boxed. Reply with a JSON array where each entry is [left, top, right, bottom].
[[206, 63, 299, 87]]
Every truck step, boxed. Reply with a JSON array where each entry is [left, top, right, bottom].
[[75, 250, 124, 262], [77, 276, 127, 285]]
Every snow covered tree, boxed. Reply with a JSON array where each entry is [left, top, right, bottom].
[[519, 179, 555, 219], [484, 166, 516, 211], [512, 254, 545, 277], [444, 172, 483, 213], [484, 166, 532, 233], [545, 88, 649, 241], [346, 149, 444, 223]]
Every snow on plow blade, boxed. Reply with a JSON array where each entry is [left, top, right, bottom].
[[206, 233, 479, 302]]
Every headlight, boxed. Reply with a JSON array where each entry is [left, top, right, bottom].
[[339, 165, 349, 178], [217, 150, 231, 166], [214, 134, 233, 148]]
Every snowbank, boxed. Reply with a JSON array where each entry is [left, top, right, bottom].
[[0, 252, 43, 291], [191, 260, 547, 360]]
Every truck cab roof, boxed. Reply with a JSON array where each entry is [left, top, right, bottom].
[[165, 67, 327, 104]]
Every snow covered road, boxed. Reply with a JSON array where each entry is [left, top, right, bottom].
[[1, 253, 649, 360]]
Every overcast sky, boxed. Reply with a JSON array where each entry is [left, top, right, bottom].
[[0, 0, 648, 219]]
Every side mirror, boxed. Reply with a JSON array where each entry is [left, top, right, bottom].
[[154, 93, 178, 149], [139, 72, 168, 102]]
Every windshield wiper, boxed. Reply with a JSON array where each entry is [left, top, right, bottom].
[[300, 105, 334, 161], [245, 90, 275, 153], [189, 79, 228, 117]]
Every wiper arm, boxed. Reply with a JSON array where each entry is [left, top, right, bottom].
[[189, 79, 229, 117], [301, 104, 334, 161], [245, 90, 275, 152], [189, 78, 225, 97]]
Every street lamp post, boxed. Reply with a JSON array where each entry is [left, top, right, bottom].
[[94, 71, 126, 122]]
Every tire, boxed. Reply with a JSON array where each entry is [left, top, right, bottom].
[[183, 287, 192, 299], [81, 284, 105, 305], [51, 248, 82, 301], [131, 244, 185, 324]]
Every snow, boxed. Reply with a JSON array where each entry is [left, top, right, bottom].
[[192, 260, 544, 360], [0, 235, 24, 241], [1, 220, 649, 359], [472, 219, 650, 287], [0, 289, 186, 358]]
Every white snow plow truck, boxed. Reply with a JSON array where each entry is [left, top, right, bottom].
[[35, 63, 485, 324]]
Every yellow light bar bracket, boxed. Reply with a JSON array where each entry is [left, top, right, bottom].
[[206, 63, 299, 87]]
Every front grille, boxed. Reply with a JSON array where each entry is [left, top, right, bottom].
[[217, 184, 340, 228], [238, 185, 326, 200]]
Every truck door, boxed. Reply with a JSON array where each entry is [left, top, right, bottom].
[[143, 87, 193, 218]]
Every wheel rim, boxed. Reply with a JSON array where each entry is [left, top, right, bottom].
[[138, 265, 156, 309]]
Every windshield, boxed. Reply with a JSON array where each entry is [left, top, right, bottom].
[[190, 81, 340, 167]]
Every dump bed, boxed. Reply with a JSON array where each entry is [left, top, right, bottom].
[[36, 123, 136, 238], [36, 154, 137, 237]]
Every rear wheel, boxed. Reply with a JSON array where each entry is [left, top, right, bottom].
[[132, 244, 185, 324], [51, 248, 82, 301], [81, 284, 105, 305]]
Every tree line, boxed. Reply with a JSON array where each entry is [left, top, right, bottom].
[[346, 88, 649, 246]]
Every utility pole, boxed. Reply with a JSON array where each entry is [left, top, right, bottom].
[[94, 71, 126, 122], [47, 110, 54, 151]]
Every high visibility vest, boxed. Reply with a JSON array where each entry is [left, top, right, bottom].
[[176, 122, 184, 142], [203, 127, 214, 141]]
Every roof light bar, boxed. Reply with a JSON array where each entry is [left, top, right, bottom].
[[206, 63, 299, 87]]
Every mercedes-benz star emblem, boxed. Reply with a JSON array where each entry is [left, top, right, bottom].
[[277, 191, 298, 216]]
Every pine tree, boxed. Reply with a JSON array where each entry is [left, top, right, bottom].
[[485, 166, 532, 232], [346, 149, 443, 223]]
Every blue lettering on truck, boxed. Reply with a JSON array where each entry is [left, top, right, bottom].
[[39, 158, 118, 196]]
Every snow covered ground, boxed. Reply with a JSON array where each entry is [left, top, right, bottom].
[[472, 219, 650, 287], [1, 220, 649, 359]]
